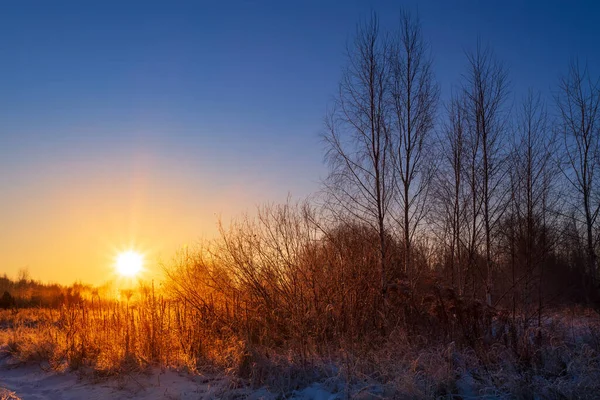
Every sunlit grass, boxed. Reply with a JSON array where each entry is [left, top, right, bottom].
[[0, 285, 224, 374], [2, 299, 600, 398]]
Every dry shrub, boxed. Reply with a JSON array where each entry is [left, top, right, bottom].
[[0, 388, 20, 400]]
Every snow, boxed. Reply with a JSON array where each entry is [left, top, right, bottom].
[[292, 383, 341, 400], [0, 360, 221, 399], [0, 357, 346, 400]]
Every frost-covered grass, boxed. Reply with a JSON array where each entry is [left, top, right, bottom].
[[1, 302, 599, 399], [362, 307, 600, 399]]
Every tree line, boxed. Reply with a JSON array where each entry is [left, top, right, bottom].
[[323, 11, 600, 317], [152, 10, 600, 355]]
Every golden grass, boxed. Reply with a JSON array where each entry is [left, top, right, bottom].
[[0, 287, 241, 375], [2, 296, 600, 398]]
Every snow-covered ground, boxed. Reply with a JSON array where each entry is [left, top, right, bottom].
[[0, 357, 348, 400], [3, 309, 598, 399], [0, 360, 229, 400]]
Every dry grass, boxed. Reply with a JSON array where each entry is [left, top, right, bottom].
[[1, 292, 600, 398], [0, 289, 241, 376], [0, 388, 20, 400], [361, 308, 600, 399]]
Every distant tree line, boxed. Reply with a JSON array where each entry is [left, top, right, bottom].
[[0, 270, 87, 309]]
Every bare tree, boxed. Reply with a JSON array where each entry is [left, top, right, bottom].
[[323, 14, 393, 294], [462, 43, 510, 306], [388, 10, 439, 279], [464, 93, 484, 301], [433, 92, 469, 294], [556, 61, 600, 293], [508, 90, 556, 321]]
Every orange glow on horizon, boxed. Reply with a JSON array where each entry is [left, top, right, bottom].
[[0, 149, 293, 286]]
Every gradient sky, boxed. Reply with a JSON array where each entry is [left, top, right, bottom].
[[1, 0, 599, 285]]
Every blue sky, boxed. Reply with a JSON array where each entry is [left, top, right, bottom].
[[1, 1, 599, 184], [0, 0, 599, 283]]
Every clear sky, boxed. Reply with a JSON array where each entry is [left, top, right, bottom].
[[1, 0, 599, 285]]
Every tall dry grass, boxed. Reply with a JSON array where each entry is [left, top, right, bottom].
[[0, 286, 250, 376], [2, 301, 600, 398]]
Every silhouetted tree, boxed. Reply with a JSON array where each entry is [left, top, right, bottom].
[[556, 61, 600, 296], [388, 10, 439, 280], [323, 14, 393, 295], [509, 91, 556, 321], [462, 43, 510, 305], [434, 92, 469, 294]]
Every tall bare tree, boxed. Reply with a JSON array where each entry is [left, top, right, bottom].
[[389, 10, 439, 278], [556, 61, 600, 292], [509, 91, 556, 320], [439, 94, 468, 295], [464, 92, 484, 300], [323, 14, 393, 294], [433, 92, 469, 294], [462, 43, 510, 306]]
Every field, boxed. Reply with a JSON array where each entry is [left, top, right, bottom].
[[1, 291, 600, 399]]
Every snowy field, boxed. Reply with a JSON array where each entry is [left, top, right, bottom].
[[2, 308, 600, 399], [0, 357, 348, 400]]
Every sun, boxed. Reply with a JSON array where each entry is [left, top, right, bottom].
[[115, 250, 143, 277]]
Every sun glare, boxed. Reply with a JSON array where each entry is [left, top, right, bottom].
[[116, 250, 143, 277]]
